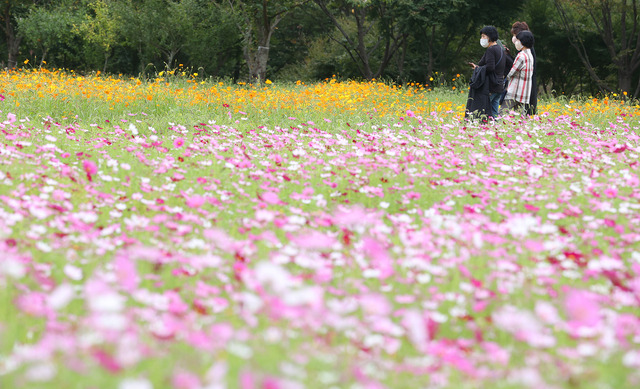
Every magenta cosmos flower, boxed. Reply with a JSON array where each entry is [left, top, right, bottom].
[[174, 137, 185, 148]]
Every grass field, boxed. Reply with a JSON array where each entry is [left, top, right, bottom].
[[1, 68, 640, 388]]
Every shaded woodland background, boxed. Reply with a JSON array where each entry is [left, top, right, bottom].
[[2, 0, 640, 98]]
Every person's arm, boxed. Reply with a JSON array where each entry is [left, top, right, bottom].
[[477, 52, 487, 66], [506, 53, 523, 79], [531, 47, 537, 74], [504, 50, 514, 72], [484, 47, 496, 73]]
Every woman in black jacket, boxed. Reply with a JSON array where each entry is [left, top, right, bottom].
[[468, 26, 506, 119]]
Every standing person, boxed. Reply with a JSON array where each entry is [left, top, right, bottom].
[[505, 21, 537, 114], [466, 26, 505, 119], [475, 26, 505, 118], [502, 31, 535, 114]]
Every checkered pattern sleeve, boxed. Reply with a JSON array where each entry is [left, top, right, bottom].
[[505, 50, 534, 104]]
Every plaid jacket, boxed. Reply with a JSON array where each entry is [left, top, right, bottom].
[[505, 49, 534, 104]]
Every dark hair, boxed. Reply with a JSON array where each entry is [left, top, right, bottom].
[[511, 21, 530, 35], [517, 31, 535, 48], [480, 26, 499, 42]]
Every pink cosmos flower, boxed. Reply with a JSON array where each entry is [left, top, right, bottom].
[[240, 370, 255, 389], [83, 160, 97, 174], [363, 237, 394, 279], [91, 349, 122, 373], [524, 240, 544, 252], [114, 255, 139, 292], [406, 191, 421, 200], [185, 195, 206, 208], [16, 292, 48, 316], [262, 376, 281, 389], [291, 230, 336, 250], [402, 309, 427, 351], [535, 301, 560, 325], [174, 137, 185, 148], [172, 371, 202, 389], [52, 189, 68, 202], [83, 160, 98, 181], [261, 191, 280, 205], [604, 187, 618, 198], [359, 293, 392, 316], [565, 289, 601, 331], [493, 305, 554, 347]]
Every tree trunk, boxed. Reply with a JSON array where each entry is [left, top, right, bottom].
[[138, 44, 145, 75], [396, 37, 406, 84], [354, 8, 373, 80], [247, 15, 281, 83], [619, 68, 633, 95], [39, 48, 48, 68], [167, 49, 179, 70], [3, 6, 21, 68], [242, 24, 259, 82], [246, 44, 270, 83], [633, 75, 640, 99], [103, 53, 109, 74], [237, 2, 283, 84], [7, 36, 21, 68], [253, 45, 269, 82]]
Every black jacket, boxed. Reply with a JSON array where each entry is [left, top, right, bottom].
[[478, 45, 505, 94], [465, 65, 491, 120]]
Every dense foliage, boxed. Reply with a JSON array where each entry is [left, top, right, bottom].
[[1, 0, 639, 96]]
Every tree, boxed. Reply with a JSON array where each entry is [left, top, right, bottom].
[[75, 0, 121, 72], [169, 0, 242, 77], [313, 0, 407, 81], [392, 0, 467, 83], [113, 0, 166, 75], [262, 2, 333, 80], [138, 0, 188, 70], [114, 0, 241, 77], [521, 0, 601, 96], [215, 0, 310, 83], [311, 0, 521, 83], [555, 0, 640, 96], [17, 2, 81, 67], [0, 0, 43, 68]]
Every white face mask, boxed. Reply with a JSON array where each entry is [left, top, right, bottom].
[[514, 39, 524, 51], [512, 36, 518, 44], [480, 38, 489, 48]]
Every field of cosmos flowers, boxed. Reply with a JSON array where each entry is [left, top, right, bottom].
[[1, 68, 640, 389]]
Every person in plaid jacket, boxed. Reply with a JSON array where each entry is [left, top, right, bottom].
[[501, 31, 535, 115]]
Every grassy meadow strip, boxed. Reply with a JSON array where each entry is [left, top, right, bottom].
[[0, 69, 640, 388], [2, 68, 638, 126]]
